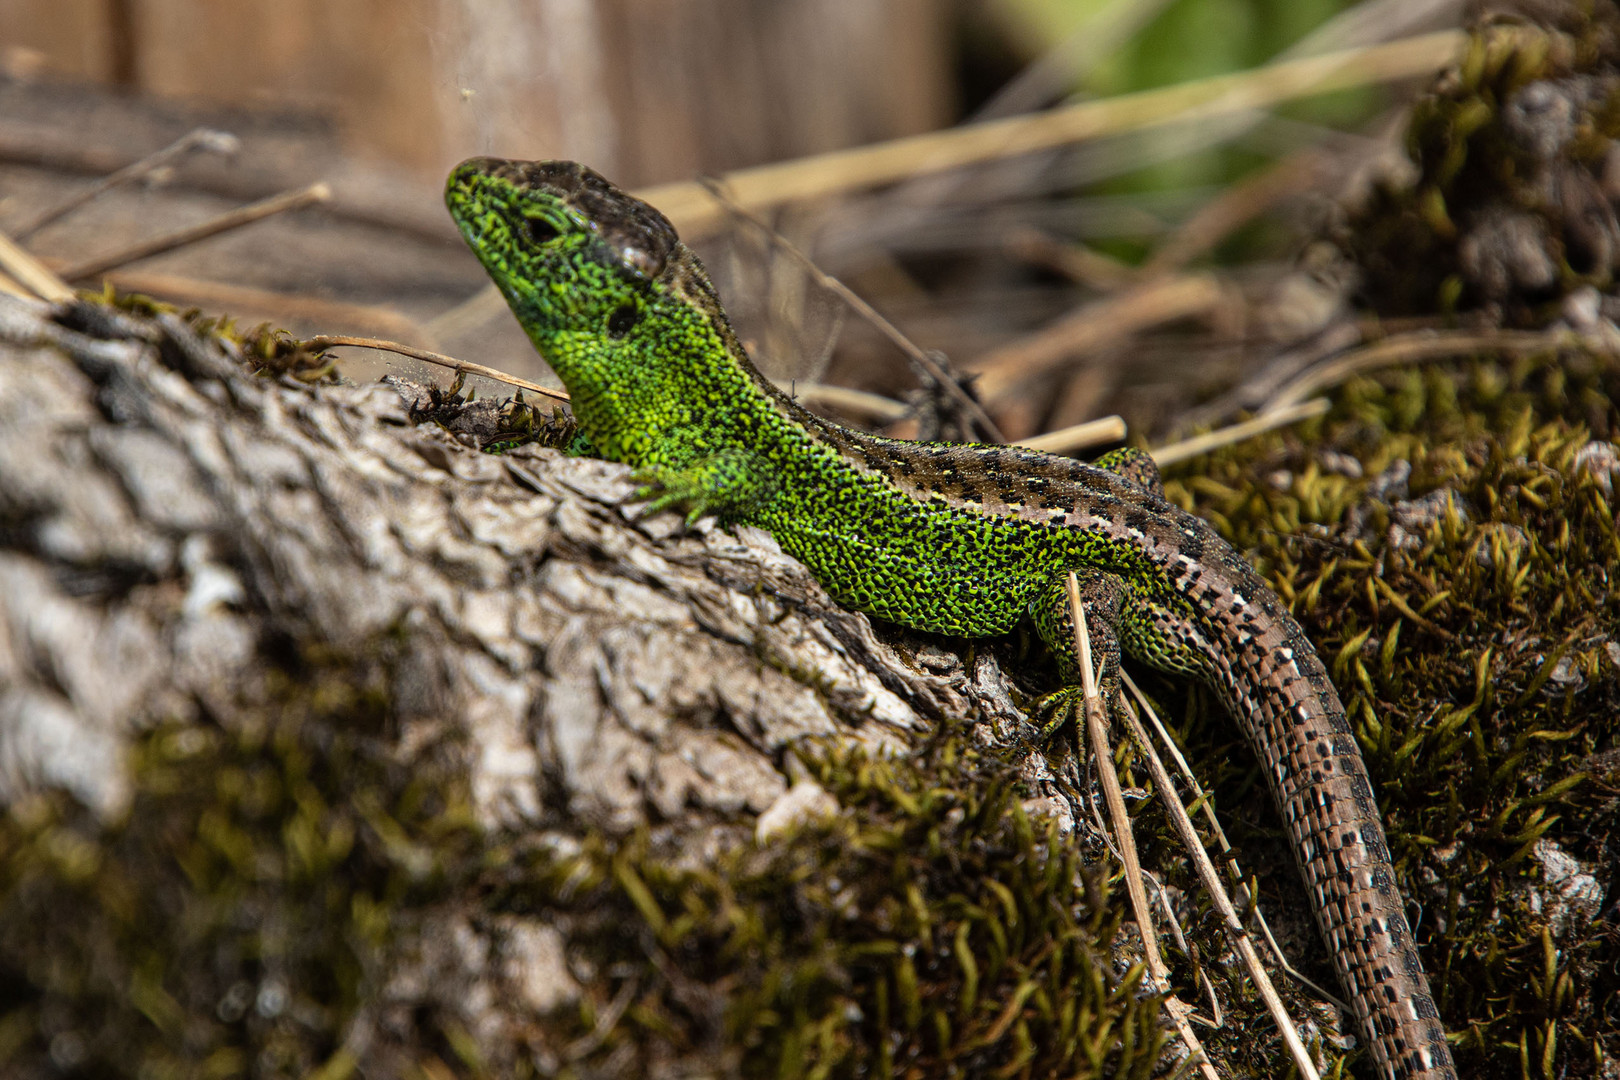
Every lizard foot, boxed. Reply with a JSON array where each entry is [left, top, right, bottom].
[[1031, 686, 1086, 741], [628, 467, 724, 527], [626, 449, 772, 528]]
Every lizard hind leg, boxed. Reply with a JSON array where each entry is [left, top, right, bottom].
[[1028, 569, 1222, 741], [1027, 568, 1128, 739]]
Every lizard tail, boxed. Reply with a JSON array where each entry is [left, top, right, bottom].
[[1206, 599, 1456, 1080]]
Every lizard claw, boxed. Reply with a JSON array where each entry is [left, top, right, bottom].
[[1031, 687, 1084, 742], [628, 469, 715, 525]]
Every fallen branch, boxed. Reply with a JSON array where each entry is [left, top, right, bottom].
[[1152, 397, 1331, 466], [58, 182, 332, 282], [12, 127, 239, 241]]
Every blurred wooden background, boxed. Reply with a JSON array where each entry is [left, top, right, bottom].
[[0, 0, 1456, 439], [0, 0, 954, 186]]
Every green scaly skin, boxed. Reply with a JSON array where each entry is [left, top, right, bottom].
[[446, 158, 1457, 1080]]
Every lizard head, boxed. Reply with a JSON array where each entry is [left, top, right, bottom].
[[445, 156, 675, 343], [446, 157, 750, 461]]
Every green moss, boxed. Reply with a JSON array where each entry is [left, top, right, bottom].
[[0, 644, 480, 1079], [0, 637, 1169, 1079], [1160, 349, 1620, 1079], [1344, 10, 1620, 319], [484, 736, 1166, 1079]]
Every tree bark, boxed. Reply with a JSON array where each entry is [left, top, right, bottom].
[[0, 293, 1119, 1078]]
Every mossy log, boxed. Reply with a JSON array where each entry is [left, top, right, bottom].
[[0, 295, 1183, 1078]]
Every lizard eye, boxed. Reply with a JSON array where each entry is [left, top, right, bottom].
[[607, 303, 640, 338], [524, 216, 560, 245]]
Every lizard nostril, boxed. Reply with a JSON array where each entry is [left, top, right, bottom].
[[607, 303, 639, 338]]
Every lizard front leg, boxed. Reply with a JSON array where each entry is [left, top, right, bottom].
[[631, 447, 777, 526]]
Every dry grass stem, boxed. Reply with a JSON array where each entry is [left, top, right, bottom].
[[1152, 397, 1331, 466], [1143, 149, 1333, 276], [0, 227, 74, 302], [1112, 678, 1322, 1079], [13, 127, 240, 241], [972, 274, 1226, 404], [640, 30, 1469, 238], [1013, 415, 1129, 455], [302, 335, 570, 404], [58, 182, 333, 282], [1065, 573, 1218, 1080], [1004, 228, 1140, 291], [1178, 321, 1365, 433], [424, 281, 515, 341], [1122, 672, 1347, 1010], [697, 178, 1006, 442], [774, 382, 912, 423], [1265, 328, 1620, 410]]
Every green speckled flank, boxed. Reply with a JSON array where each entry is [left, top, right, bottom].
[[446, 158, 1457, 1080]]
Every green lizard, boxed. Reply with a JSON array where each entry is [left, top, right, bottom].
[[445, 157, 1457, 1080]]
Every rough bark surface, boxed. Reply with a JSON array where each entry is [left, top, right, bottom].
[[0, 293, 1118, 1077], [0, 293, 1048, 824]]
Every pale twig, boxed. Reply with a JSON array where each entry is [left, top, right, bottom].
[[971, 274, 1226, 405], [58, 182, 333, 282], [638, 31, 1469, 238], [1013, 415, 1129, 455], [1151, 397, 1330, 467], [1112, 683, 1321, 1079], [0, 227, 74, 302], [696, 177, 1007, 443], [300, 335, 569, 404], [1264, 328, 1620, 411], [1122, 671, 1347, 1011], [12, 127, 240, 241], [0, 268, 33, 300], [773, 381, 911, 423], [1065, 573, 1219, 1080]]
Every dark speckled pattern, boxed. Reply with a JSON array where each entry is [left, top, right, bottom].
[[446, 158, 1457, 1080]]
